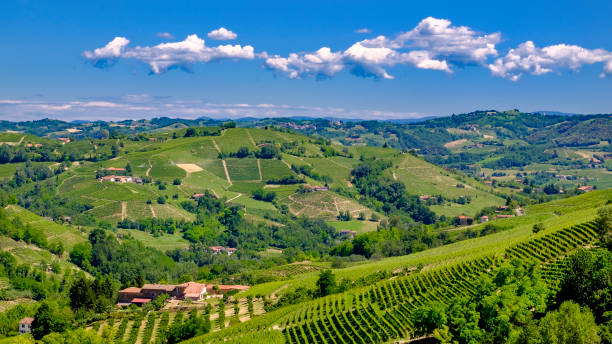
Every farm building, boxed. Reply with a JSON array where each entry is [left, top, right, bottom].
[[480, 216, 489, 223], [209, 246, 237, 255], [99, 175, 135, 183], [458, 215, 473, 226], [578, 185, 594, 192], [339, 230, 357, 239], [19, 317, 34, 334], [495, 214, 515, 219], [117, 282, 208, 306]]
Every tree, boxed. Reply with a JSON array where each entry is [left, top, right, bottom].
[[411, 302, 447, 337], [316, 270, 336, 297], [31, 302, 72, 340], [69, 277, 94, 310], [184, 128, 197, 137], [538, 301, 600, 344], [157, 196, 166, 204], [532, 222, 544, 234], [173, 178, 182, 185], [236, 147, 250, 158], [557, 249, 611, 322], [125, 163, 132, 174]]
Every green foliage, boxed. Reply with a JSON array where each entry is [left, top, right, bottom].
[[533, 301, 601, 344], [315, 270, 336, 297], [557, 249, 611, 323], [31, 302, 73, 340]]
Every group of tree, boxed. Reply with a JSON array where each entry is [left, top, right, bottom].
[[350, 158, 436, 224]]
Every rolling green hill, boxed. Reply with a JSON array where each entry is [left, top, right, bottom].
[[21, 127, 507, 229], [181, 189, 610, 344]]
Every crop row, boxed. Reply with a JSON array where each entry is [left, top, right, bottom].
[[282, 221, 599, 344]]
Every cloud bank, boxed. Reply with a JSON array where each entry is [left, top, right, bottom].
[[84, 34, 254, 74], [84, 19, 612, 80], [0, 96, 427, 121]]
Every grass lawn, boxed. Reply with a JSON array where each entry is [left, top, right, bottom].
[[225, 158, 260, 181], [327, 220, 380, 234], [260, 159, 294, 180], [118, 229, 190, 251]]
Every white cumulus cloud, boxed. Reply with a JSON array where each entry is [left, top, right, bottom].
[[207, 27, 237, 40], [264, 17, 494, 79], [489, 41, 612, 80], [84, 34, 254, 74]]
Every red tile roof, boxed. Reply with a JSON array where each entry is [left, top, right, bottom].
[[119, 287, 142, 293], [19, 317, 34, 325], [131, 298, 152, 303]]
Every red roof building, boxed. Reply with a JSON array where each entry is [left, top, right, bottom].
[[19, 317, 34, 334]]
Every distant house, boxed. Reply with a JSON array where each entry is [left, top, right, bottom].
[[106, 167, 126, 172], [578, 185, 594, 192], [57, 137, 71, 144], [495, 214, 515, 219], [43, 217, 54, 222], [117, 282, 207, 306], [458, 215, 473, 226], [100, 175, 133, 183], [209, 246, 236, 255], [419, 195, 433, 201], [339, 230, 357, 239], [312, 186, 329, 192], [480, 216, 489, 223], [19, 317, 34, 334], [484, 180, 493, 186], [177, 282, 207, 301], [192, 193, 205, 200]]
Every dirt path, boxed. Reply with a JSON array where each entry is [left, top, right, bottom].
[[17, 135, 25, 145], [222, 160, 232, 185], [257, 159, 263, 181], [212, 139, 221, 153], [145, 160, 152, 177], [149, 204, 157, 218], [393, 172, 398, 180], [121, 202, 127, 221], [246, 129, 256, 147], [226, 193, 242, 203], [280, 159, 292, 169]]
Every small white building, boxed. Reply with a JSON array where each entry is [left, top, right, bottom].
[[19, 317, 34, 334]]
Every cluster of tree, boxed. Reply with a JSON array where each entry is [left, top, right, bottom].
[[181, 194, 338, 253], [0, 251, 65, 301], [0, 177, 95, 226], [69, 228, 179, 286], [0, 208, 63, 256], [410, 246, 611, 344], [165, 308, 211, 344], [116, 217, 193, 236], [183, 126, 222, 137], [350, 158, 436, 224], [68, 276, 117, 314], [291, 164, 332, 183], [265, 174, 304, 185], [252, 188, 276, 202]]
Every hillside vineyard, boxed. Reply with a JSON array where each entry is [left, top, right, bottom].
[[0, 117, 610, 344]]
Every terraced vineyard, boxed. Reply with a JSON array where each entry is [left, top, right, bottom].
[[185, 220, 600, 344]]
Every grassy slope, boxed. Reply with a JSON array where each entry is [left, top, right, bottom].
[[4, 205, 87, 249], [183, 189, 609, 343], [241, 189, 610, 298]]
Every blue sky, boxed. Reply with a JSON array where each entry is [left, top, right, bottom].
[[1, 0, 611, 121]]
